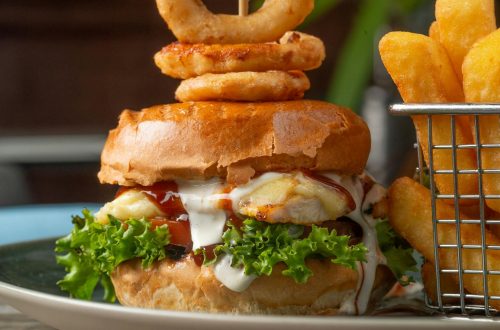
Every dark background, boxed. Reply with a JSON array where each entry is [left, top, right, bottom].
[[0, 0, 363, 135], [0, 0, 498, 206], [0, 0, 360, 205]]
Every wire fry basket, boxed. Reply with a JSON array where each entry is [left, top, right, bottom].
[[390, 103, 500, 317]]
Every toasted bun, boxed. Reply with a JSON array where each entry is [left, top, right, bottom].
[[98, 100, 371, 186], [111, 257, 394, 315]]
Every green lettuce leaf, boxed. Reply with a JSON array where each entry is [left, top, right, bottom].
[[55, 209, 170, 302], [376, 220, 417, 285], [204, 219, 367, 284]]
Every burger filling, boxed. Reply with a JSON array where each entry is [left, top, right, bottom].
[[56, 170, 416, 314]]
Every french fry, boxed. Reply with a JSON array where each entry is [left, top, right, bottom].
[[421, 261, 460, 305], [388, 177, 500, 310], [487, 211, 500, 240], [422, 261, 483, 305], [456, 203, 500, 240], [435, 0, 497, 81], [379, 32, 478, 203], [459, 203, 500, 240], [429, 21, 440, 42], [463, 28, 500, 214]]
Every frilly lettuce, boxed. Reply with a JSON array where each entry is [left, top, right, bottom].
[[55, 210, 170, 302], [202, 219, 367, 283], [55, 209, 414, 302]]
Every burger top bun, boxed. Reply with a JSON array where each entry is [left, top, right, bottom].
[[98, 100, 371, 186]]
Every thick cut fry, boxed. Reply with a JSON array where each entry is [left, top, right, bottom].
[[464, 28, 500, 213], [421, 261, 460, 305], [388, 177, 500, 310], [487, 211, 500, 240], [458, 203, 500, 240], [429, 21, 440, 42], [422, 261, 483, 305], [435, 0, 497, 80], [379, 32, 478, 202]]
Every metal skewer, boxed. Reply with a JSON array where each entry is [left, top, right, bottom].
[[239, 0, 249, 16]]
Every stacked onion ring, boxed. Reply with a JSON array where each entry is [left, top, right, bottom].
[[153, 0, 325, 102]]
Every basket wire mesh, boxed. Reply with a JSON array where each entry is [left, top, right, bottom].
[[390, 103, 500, 317]]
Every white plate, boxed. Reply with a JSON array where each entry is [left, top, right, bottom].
[[0, 204, 499, 330]]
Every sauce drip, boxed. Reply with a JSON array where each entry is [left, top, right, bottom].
[[301, 169, 357, 211], [117, 182, 192, 250], [219, 186, 244, 229], [117, 182, 188, 219]]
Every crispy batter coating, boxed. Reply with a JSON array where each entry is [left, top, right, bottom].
[[175, 71, 310, 102], [155, 32, 325, 80], [155, 0, 314, 44]]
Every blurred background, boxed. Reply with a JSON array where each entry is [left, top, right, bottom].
[[0, 0, 499, 206]]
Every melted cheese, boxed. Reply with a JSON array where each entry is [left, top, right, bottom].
[[176, 178, 227, 250], [229, 172, 351, 224], [94, 190, 164, 224]]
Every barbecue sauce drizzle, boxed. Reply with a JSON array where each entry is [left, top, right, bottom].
[[116, 182, 187, 218], [301, 169, 357, 211], [117, 182, 193, 253]]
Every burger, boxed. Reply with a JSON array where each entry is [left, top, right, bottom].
[[55, 100, 416, 315], [55, 0, 416, 316]]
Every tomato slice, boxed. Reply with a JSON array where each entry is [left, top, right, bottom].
[[150, 217, 192, 247]]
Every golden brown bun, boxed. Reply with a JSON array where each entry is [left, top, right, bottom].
[[98, 100, 371, 186], [111, 257, 394, 315]]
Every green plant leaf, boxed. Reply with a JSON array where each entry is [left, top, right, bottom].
[[250, 0, 340, 27], [301, 0, 341, 27], [396, 0, 428, 14], [376, 219, 417, 285], [326, 0, 391, 111]]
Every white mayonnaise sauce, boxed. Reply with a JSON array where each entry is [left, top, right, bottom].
[[174, 171, 387, 311], [97, 171, 387, 306], [176, 178, 227, 250], [213, 254, 257, 292], [324, 173, 386, 315]]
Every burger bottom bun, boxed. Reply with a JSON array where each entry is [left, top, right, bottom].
[[112, 256, 394, 315]]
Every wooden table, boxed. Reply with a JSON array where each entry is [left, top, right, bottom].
[[0, 298, 54, 330]]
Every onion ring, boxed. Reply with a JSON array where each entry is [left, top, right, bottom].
[[175, 71, 310, 102], [155, 0, 314, 44], [155, 31, 326, 79]]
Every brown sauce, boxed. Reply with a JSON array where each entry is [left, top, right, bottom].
[[117, 181, 188, 219], [301, 169, 356, 211], [116, 182, 193, 254]]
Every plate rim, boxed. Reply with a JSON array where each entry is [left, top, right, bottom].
[[1, 273, 499, 328], [1, 205, 500, 328]]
